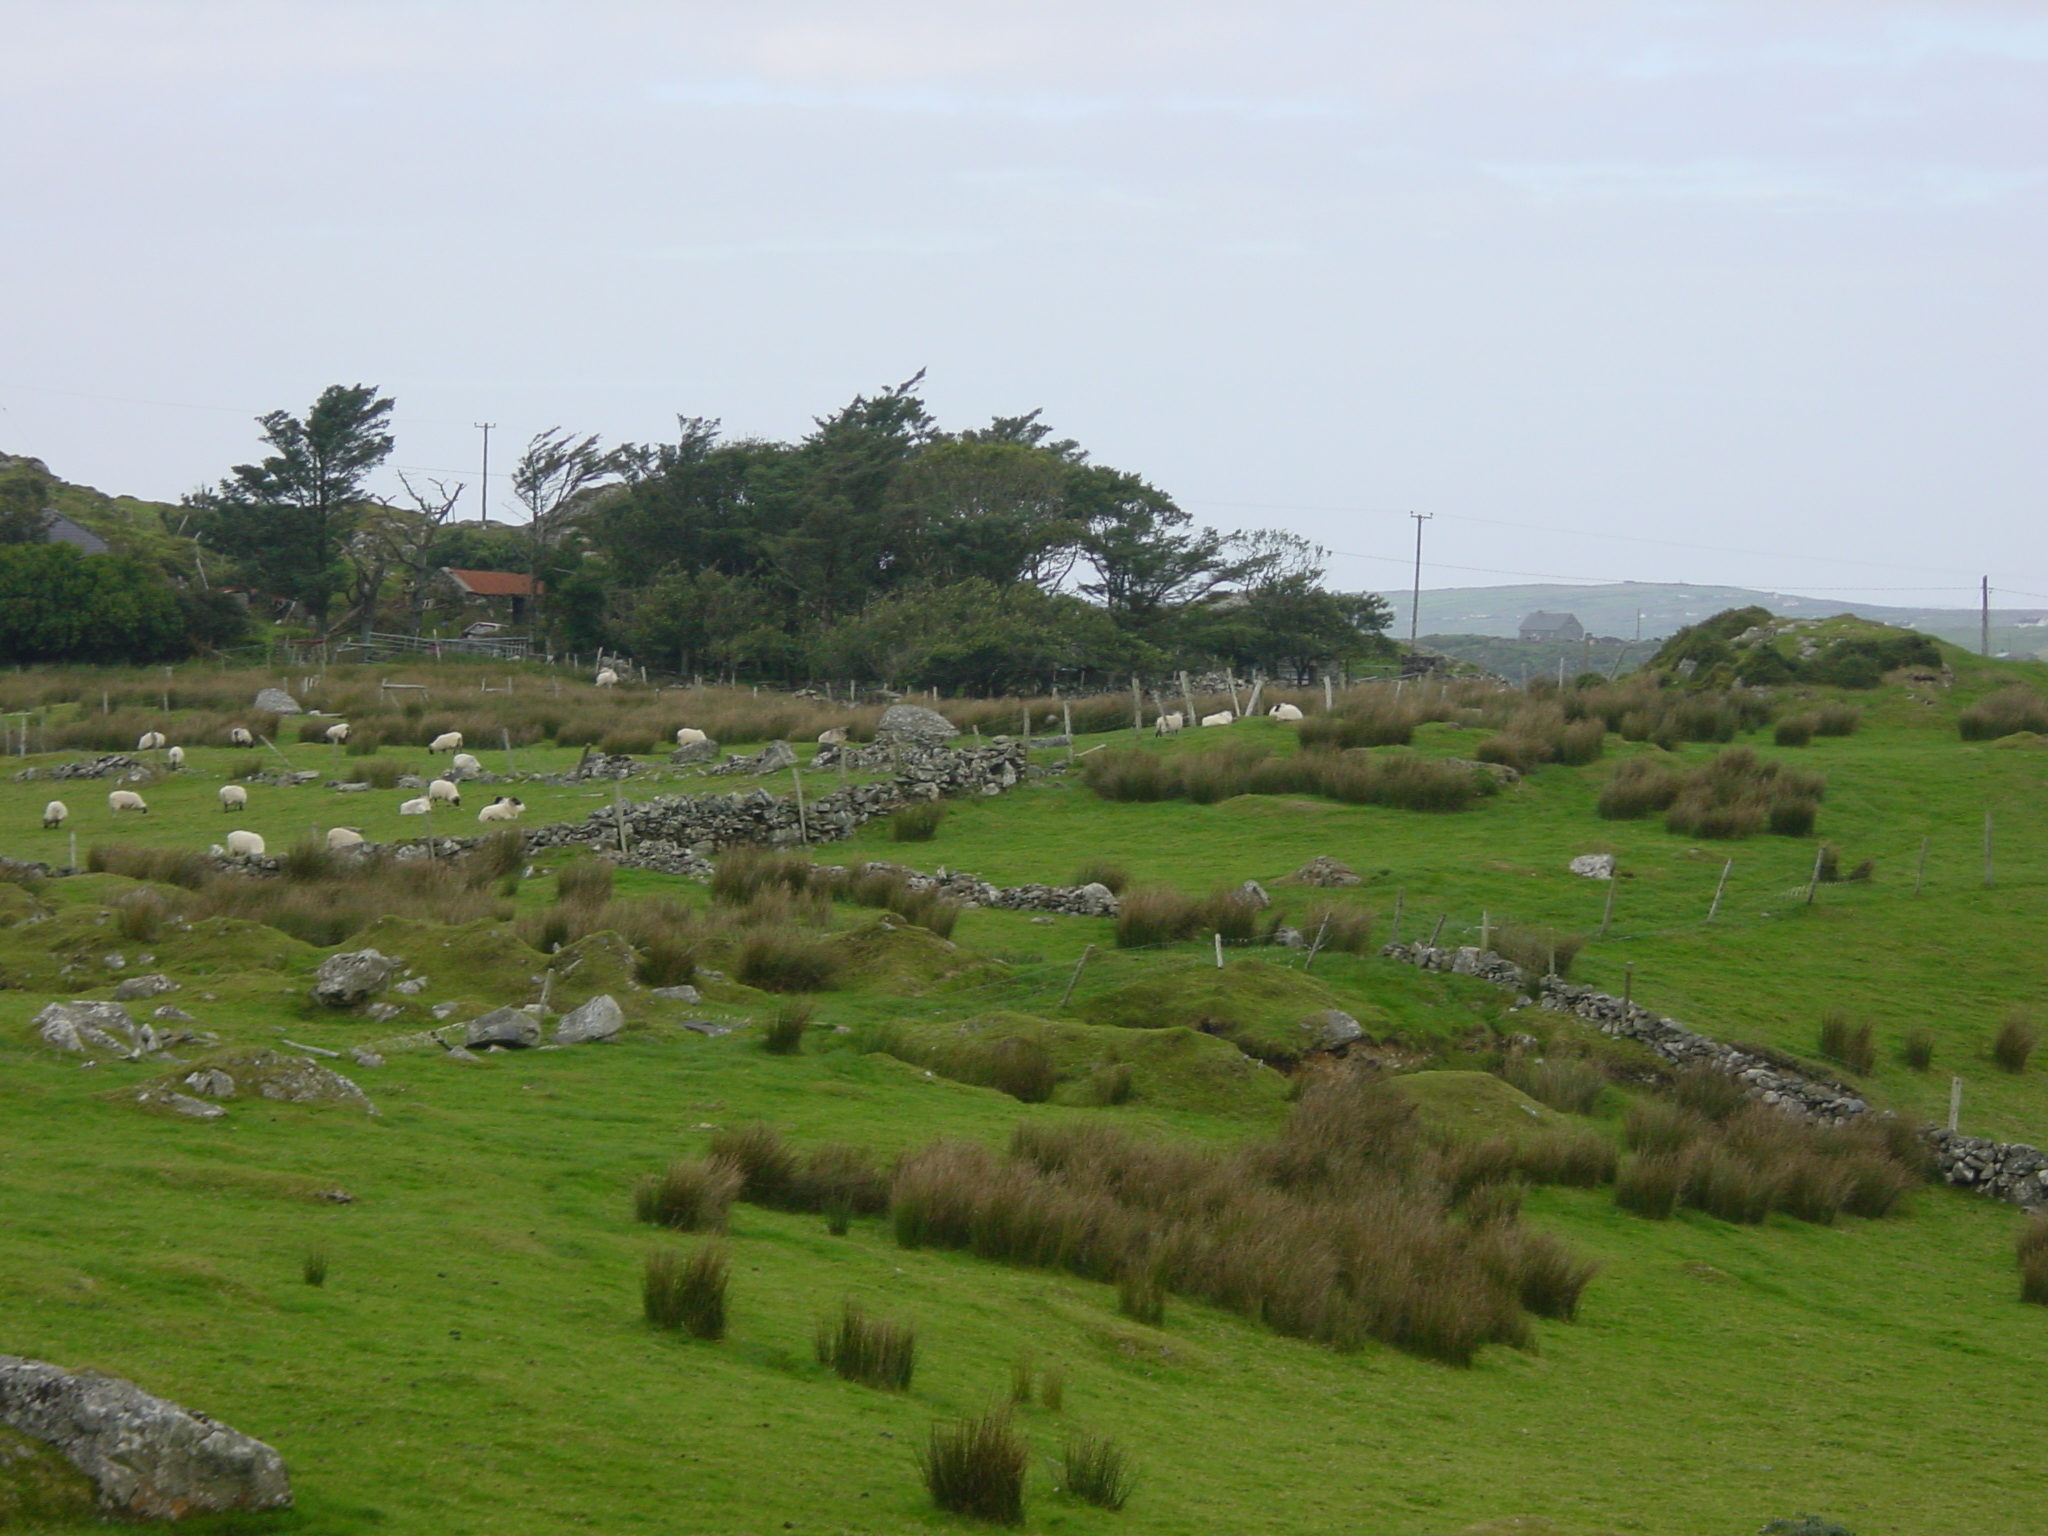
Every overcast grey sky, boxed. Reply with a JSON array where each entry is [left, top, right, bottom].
[[3, 1, 2041, 606]]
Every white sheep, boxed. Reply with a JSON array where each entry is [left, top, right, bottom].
[[1269, 702, 1304, 722], [594, 668, 620, 688], [165, 745, 185, 770], [817, 727, 847, 745], [675, 727, 709, 746], [223, 829, 266, 858], [398, 796, 432, 816], [227, 726, 255, 747], [218, 783, 248, 811], [1200, 710, 1235, 728], [42, 800, 66, 829], [108, 790, 149, 814], [428, 731, 463, 753], [326, 827, 366, 849], [428, 778, 462, 806], [324, 722, 351, 744], [449, 752, 482, 776], [476, 796, 526, 823], [137, 731, 167, 751], [1154, 712, 1185, 736]]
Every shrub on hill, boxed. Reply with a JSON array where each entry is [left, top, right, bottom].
[[0, 543, 240, 662], [1959, 687, 2048, 740], [919, 1408, 1024, 1524], [1599, 748, 1823, 838], [1083, 743, 1492, 812]]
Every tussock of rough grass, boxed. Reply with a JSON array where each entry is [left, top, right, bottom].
[[815, 1300, 916, 1391], [643, 1244, 728, 1339], [633, 1159, 739, 1232], [919, 1409, 1025, 1525], [1061, 1433, 1134, 1511]]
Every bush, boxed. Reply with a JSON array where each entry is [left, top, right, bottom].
[[1813, 704, 1862, 736], [1613, 1155, 1682, 1219], [1817, 1011, 1876, 1075], [278, 837, 337, 884], [815, 1300, 916, 1390], [1114, 886, 1202, 949], [920, 1409, 1026, 1526], [943, 1036, 1061, 1103], [1083, 742, 1488, 813], [556, 855, 614, 905], [1901, 1029, 1935, 1072], [302, 1246, 328, 1287], [708, 1121, 800, 1206], [798, 1142, 891, 1220], [1623, 1099, 1707, 1157], [1081, 1062, 1135, 1106], [1498, 1055, 1605, 1115], [1774, 715, 1815, 747], [87, 844, 210, 889], [643, 1244, 728, 1339], [1072, 859, 1131, 894], [2020, 1215, 2048, 1306], [710, 846, 820, 905], [1489, 924, 1586, 980], [1991, 1013, 2036, 1073], [1683, 1146, 1774, 1224], [353, 757, 410, 789], [633, 1159, 739, 1232], [1670, 1065, 1750, 1121], [891, 802, 946, 842], [1960, 687, 2048, 740], [1597, 758, 1684, 820], [1759, 1517, 1857, 1536], [734, 928, 841, 992], [763, 1001, 811, 1055], [1117, 1260, 1167, 1326], [1061, 1433, 1133, 1511], [1300, 904, 1373, 955]]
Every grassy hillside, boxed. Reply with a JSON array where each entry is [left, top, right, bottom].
[[3, 647, 2048, 1535]]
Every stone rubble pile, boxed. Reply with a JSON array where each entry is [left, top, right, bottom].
[[1382, 939, 2048, 1207], [14, 754, 144, 782]]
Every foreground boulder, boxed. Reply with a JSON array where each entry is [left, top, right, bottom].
[[1290, 855, 1361, 887], [131, 1051, 376, 1116], [465, 1007, 541, 1049], [34, 1001, 148, 1057], [0, 1355, 292, 1521], [311, 949, 401, 1007], [555, 994, 624, 1045], [251, 688, 300, 715]]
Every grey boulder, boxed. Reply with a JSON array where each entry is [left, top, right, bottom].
[[0, 1354, 292, 1521], [311, 949, 401, 1007], [1568, 853, 1616, 880], [650, 984, 702, 1003], [112, 973, 178, 1002], [1290, 855, 1361, 888], [1231, 880, 1272, 910], [465, 1007, 541, 1050], [555, 994, 624, 1045], [1300, 1009, 1365, 1050], [33, 1001, 147, 1057], [668, 738, 719, 765], [251, 688, 301, 716], [874, 704, 959, 748]]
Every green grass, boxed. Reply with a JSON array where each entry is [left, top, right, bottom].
[[4, 652, 2048, 1533]]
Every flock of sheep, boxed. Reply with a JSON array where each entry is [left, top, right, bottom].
[[39, 723, 528, 858], [1154, 701, 1304, 735]]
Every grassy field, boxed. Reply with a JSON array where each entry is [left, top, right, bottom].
[[3, 648, 2048, 1535]]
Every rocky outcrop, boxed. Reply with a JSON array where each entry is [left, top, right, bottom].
[[311, 949, 400, 1007], [874, 704, 959, 748], [555, 994, 624, 1045], [465, 1007, 541, 1050], [0, 1355, 292, 1521], [710, 740, 797, 776], [133, 1051, 375, 1115], [34, 1001, 149, 1057], [1568, 854, 1615, 880], [668, 738, 719, 765], [113, 973, 179, 1001], [252, 688, 300, 714], [1289, 856, 1361, 887], [13, 755, 143, 782], [1301, 1009, 1365, 1050]]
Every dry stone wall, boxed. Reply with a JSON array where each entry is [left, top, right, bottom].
[[1381, 940, 2048, 1208]]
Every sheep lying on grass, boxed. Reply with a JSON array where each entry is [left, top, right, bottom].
[[1269, 702, 1304, 721], [326, 827, 365, 849], [1200, 710, 1234, 728], [477, 796, 526, 823], [398, 796, 431, 816]]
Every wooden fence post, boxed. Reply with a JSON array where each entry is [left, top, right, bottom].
[[1707, 859, 1732, 922], [1059, 944, 1096, 1008]]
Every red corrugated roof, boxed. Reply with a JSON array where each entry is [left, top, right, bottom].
[[444, 568, 538, 597]]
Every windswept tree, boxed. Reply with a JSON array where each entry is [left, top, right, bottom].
[[511, 428, 620, 639], [195, 384, 394, 636]]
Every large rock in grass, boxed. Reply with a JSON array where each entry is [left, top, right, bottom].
[[0, 1355, 292, 1521], [1300, 1009, 1365, 1051], [133, 1051, 375, 1115], [1290, 855, 1361, 888], [311, 949, 401, 1007], [113, 973, 179, 1002], [465, 1007, 541, 1050], [554, 994, 624, 1045], [251, 688, 300, 715], [874, 704, 958, 749], [33, 1001, 147, 1057], [668, 738, 719, 765]]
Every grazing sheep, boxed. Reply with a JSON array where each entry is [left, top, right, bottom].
[[1153, 712, 1185, 736], [218, 783, 248, 811], [594, 668, 620, 688], [223, 829, 266, 858], [108, 790, 149, 814], [42, 800, 66, 829], [675, 727, 709, 746], [326, 827, 366, 850], [428, 778, 461, 806], [398, 796, 432, 816], [817, 727, 848, 745], [449, 752, 482, 776], [1269, 702, 1304, 722], [324, 722, 351, 744], [227, 727, 255, 747], [428, 731, 462, 753], [137, 731, 167, 751], [476, 796, 526, 823], [165, 745, 185, 770], [1200, 710, 1235, 728]]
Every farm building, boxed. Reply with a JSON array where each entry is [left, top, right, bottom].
[[1518, 611, 1584, 643], [441, 568, 540, 625]]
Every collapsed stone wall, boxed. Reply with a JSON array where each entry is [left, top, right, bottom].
[[1381, 940, 2048, 1208]]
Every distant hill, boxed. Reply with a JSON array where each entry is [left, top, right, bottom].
[[0, 452, 198, 577], [1376, 580, 2048, 659]]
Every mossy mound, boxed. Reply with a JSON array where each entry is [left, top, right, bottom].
[[825, 915, 1006, 994], [127, 1048, 376, 1114], [0, 1421, 97, 1526], [884, 1010, 1287, 1117], [1387, 1070, 1569, 1144], [349, 915, 546, 1014], [1078, 958, 1392, 1066], [544, 931, 643, 1010], [1991, 731, 2048, 749]]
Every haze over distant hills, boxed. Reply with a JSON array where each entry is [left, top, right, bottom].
[[1377, 582, 2048, 658]]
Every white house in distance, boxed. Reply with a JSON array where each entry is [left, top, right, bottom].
[[1518, 611, 1584, 643]]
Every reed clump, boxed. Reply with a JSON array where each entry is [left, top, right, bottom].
[[815, 1300, 916, 1390]]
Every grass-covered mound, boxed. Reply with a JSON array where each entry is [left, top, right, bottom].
[[1077, 958, 1392, 1066]]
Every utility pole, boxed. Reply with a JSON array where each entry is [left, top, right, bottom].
[[1408, 511, 1433, 644], [474, 422, 495, 526], [1981, 576, 1990, 657]]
